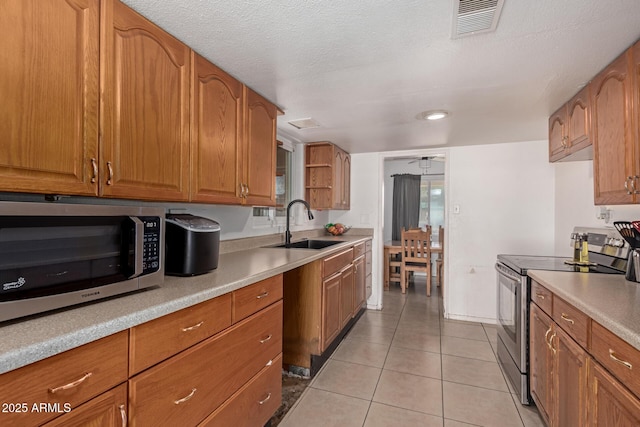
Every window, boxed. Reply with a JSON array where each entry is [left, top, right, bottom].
[[418, 177, 445, 236], [275, 145, 292, 216], [252, 143, 293, 220]]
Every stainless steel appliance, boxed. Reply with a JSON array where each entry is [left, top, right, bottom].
[[0, 202, 164, 322], [495, 227, 628, 405], [165, 214, 220, 276]]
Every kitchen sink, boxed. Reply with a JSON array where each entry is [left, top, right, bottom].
[[267, 239, 345, 249]]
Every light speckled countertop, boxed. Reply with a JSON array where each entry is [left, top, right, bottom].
[[0, 236, 371, 375], [528, 270, 640, 351]]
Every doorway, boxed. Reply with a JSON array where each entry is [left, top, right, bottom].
[[377, 149, 449, 316]]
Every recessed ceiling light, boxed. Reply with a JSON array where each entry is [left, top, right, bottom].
[[288, 118, 321, 129], [416, 110, 450, 121]]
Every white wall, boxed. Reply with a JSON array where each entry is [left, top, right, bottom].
[[554, 160, 640, 256], [382, 159, 445, 242], [328, 153, 381, 308], [446, 140, 555, 323]]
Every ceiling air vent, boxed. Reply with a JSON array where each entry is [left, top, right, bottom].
[[452, 0, 504, 38], [288, 118, 321, 130]]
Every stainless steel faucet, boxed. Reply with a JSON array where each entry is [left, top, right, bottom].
[[285, 199, 314, 246]]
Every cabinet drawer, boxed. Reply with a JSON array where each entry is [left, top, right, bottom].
[[531, 280, 553, 315], [129, 294, 232, 375], [0, 331, 128, 427], [43, 383, 127, 427], [322, 248, 353, 278], [591, 321, 640, 399], [129, 301, 282, 427], [353, 242, 365, 258], [232, 274, 283, 323], [199, 354, 282, 427], [553, 296, 589, 349]]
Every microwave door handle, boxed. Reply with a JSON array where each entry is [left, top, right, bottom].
[[129, 217, 144, 278]]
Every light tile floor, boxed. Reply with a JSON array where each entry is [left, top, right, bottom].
[[279, 277, 546, 427]]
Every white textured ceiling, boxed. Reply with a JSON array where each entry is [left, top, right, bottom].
[[122, 0, 640, 153]]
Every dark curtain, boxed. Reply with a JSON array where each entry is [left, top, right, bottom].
[[392, 174, 421, 240]]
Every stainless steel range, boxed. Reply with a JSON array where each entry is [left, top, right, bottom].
[[495, 227, 628, 405]]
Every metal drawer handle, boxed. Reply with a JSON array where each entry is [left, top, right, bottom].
[[260, 335, 272, 344], [258, 392, 272, 405], [536, 293, 546, 300], [265, 359, 274, 367], [174, 388, 197, 405], [544, 327, 553, 350], [49, 372, 93, 394], [609, 349, 633, 370], [90, 158, 98, 184], [560, 313, 575, 325], [549, 332, 557, 354], [256, 292, 269, 299], [106, 161, 114, 185], [181, 321, 204, 332], [119, 404, 127, 427]]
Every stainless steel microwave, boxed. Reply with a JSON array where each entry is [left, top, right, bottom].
[[0, 202, 164, 322]]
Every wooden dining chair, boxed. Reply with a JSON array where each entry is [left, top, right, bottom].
[[436, 226, 444, 289], [400, 227, 432, 295]]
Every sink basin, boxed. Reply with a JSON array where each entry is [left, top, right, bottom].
[[268, 239, 345, 249]]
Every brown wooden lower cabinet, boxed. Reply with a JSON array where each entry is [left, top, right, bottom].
[[554, 326, 588, 427], [43, 383, 127, 427], [322, 272, 342, 351], [340, 264, 355, 330], [531, 302, 589, 427], [530, 304, 554, 425], [530, 280, 640, 427], [283, 241, 370, 374], [199, 354, 282, 427], [589, 360, 640, 426], [128, 301, 282, 426], [354, 254, 366, 313]]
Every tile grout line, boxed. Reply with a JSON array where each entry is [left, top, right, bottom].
[[363, 290, 407, 425]]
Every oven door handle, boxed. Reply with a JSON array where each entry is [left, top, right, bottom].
[[495, 263, 521, 282]]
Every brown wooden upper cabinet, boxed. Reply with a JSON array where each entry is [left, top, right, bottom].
[[592, 47, 636, 205], [0, 0, 100, 196], [549, 85, 592, 162], [101, 0, 191, 201], [305, 142, 351, 210], [191, 60, 277, 206], [191, 54, 244, 204], [243, 87, 278, 206]]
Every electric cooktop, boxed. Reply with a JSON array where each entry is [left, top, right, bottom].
[[497, 254, 625, 276]]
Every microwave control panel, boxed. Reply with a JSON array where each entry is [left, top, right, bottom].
[[141, 217, 161, 274]]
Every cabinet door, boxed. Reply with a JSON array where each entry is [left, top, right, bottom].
[[567, 85, 592, 153], [322, 273, 342, 352], [589, 361, 640, 426], [43, 383, 127, 427], [342, 153, 351, 209], [101, 0, 190, 201], [530, 304, 554, 426], [592, 50, 635, 205], [340, 265, 354, 329], [0, 0, 99, 196], [333, 150, 344, 208], [354, 256, 366, 314], [191, 54, 244, 204], [554, 326, 588, 427], [243, 87, 277, 206], [549, 107, 567, 162]]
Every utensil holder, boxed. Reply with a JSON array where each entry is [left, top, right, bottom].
[[625, 249, 640, 282]]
